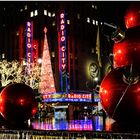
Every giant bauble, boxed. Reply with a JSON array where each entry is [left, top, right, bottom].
[[125, 3, 140, 29], [0, 83, 37, 123], [99, 67, 140, 125], [113, 26, 140, 73]]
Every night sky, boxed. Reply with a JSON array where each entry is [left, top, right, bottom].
[[0, 1, 132, 30], [99, 1, 131, 30]]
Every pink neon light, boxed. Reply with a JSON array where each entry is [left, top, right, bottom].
[[39, 27, 56, 94], [60, 12, 66, 72], [26, 21, 33, 75]]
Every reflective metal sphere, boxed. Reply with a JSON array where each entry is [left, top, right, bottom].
[[125, 3, 140, 29], [99, 67, 140, 124], [0, 83, 37, 123], [113, 26, 140, 72]]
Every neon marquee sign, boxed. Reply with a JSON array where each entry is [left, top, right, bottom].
[[60, 13, 66, 71], [26, 21, 33, 75], [42, 92, 92, 103], [59, 10, 68, 92]]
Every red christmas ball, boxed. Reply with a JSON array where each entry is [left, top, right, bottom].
[[125, 3, 140, 29], [113, 26, 140, 72], [99, 67, 140, 124], [0, 83, 37, 123]]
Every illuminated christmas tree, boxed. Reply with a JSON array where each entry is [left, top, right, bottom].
[[39, 27, 56, 93]]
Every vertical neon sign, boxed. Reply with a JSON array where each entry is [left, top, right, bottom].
[[26, 21, 33, 77], [59, 10, 68, 92]]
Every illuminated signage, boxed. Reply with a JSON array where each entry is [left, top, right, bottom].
[[60, 13, 66, 71], [94, 93, 100, 102], [42, 92, 92, 103], [32, 40, 38, 64], [32, 119, 93, 131], [59, 10, 68, 92], [68, 120, 93, 131], [26, 21, 33, 75]]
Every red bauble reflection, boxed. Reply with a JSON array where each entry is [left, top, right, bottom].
[[99, 67, 140, 124], [125, 3, 140, 29], [113, 26, 140, 72], [0, 83, 37, 123]]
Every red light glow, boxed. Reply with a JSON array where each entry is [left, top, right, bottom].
[[99, 68, 140, 124], [39, 27, 56, 94], [125, 3, 140, 28], [113, 42, 130, 68]]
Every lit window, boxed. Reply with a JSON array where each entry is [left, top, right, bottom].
[[52, 52, 55, 57], [96, 20, 98, 25], [87, 17, 90, 23], [91, 48, 94, 53], [67, 20, 70, 25], [20, 9, 23, 12], [34, 10, 38, 16], [30, 11, 34, 17], [52, 13, 55, 17], [52, 21, 55, 26], [92, 5, 94, 8], [95, 5, 97, 10], [16, 32, 19, 36], [24, 5, 27, 10], [48, 12, 51, 17], [92, 19, 95, 25], [44, 10, 47, 16], [2, 53, 5, 59], [77, 14, 80, 19]]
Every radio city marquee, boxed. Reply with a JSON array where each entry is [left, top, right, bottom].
[[42, 92, 92, 103], [59, 10, 68, 92], [26, 21, 33, 74], [60, 12, 66, 72]]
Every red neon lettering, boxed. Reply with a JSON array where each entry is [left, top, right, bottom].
[[62, 64, 66, 70], [27, 27, 31, 32], [27, 32, 31, 38], [27, 44, 31, 48], [61, 46, 65, 51], [68, 94, 71, 98], [62, 52, 65, 57], [60, 13, 64, 18], [27, 22, 31, 27], [61, 30, 64, 36], [28, 38, 31, 43], [61, 19, 65, 24], [61, 36, 65, 42], [61, 25, 65, 30], [28, 53, 31, 57], [62, 58, 65, 63]]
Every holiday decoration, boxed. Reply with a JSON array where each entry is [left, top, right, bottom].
[[0, 83, 37, 123], [125, 3, 140, 29], [39, 27, 56, 94], [100, 3, 140, 128], [113, 26, 140, 72], [100, 67, 140, 124]]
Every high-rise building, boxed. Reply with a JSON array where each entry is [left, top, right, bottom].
[[0, 1, 111, 93]]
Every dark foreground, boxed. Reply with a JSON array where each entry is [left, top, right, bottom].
[[0, 129, 140, 139]]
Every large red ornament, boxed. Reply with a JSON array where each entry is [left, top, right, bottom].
[[113, 26, 140, 72], [0, 83, 37, 123], [99, 67, 140, 124], [125, 3, 140, 29]]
